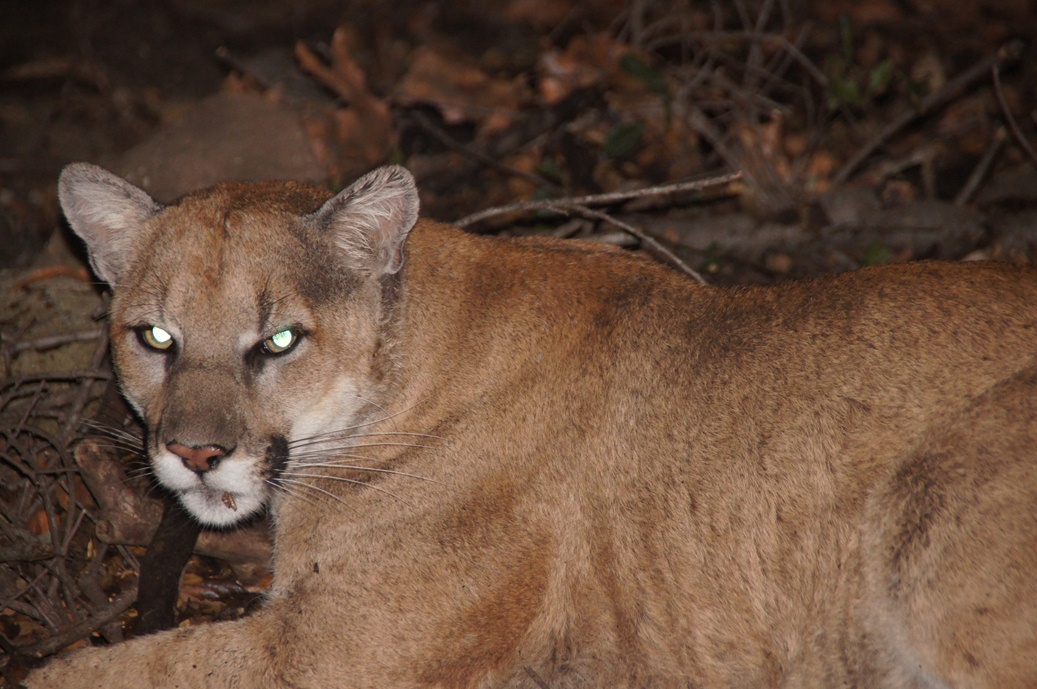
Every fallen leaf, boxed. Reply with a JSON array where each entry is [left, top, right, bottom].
[[537, 33, 622, 104], [296, 27, 396, 170], [394, 46, 527, 135], [505, 0, 577, 29]]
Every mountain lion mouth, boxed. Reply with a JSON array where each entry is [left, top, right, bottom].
[[174, 480, 265, 526], [189, 485, 242, 511]]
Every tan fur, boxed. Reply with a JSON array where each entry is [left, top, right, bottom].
[[29, 164, 1037, 688]]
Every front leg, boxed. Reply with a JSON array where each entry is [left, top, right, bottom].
[[25, 615, 279, 689]]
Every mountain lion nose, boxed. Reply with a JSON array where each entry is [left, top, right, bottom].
[[166, 442, 230, 473]]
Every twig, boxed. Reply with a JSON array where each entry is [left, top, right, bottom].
[[652, 31, 829, 87], [955, 126, 1006, 206], [460, 195, 709, 282], [834, 40, 1024, 185], [21, 587, 137, 658], [0, 540, 55, 563], [214, 46, 272, 90], [682, 105, 746, 176], [567, 205, 707, 284], [455, 171, 741, 284], [992, 62, 1037, 168], [744, 0, 778, 90], [410, 110, 558, 191], [455, 171, 741, 228], [60, 330, 110, 445], [0, 371, 113, 386], [3, 330, 103, 353]]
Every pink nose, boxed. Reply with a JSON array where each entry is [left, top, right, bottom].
[[166, 442, 229, 473]]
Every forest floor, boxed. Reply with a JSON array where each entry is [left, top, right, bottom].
[[2, 0, 1037, 683]]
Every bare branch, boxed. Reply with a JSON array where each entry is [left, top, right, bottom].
[[455, 171, 741, 228], [20, 587, 137, 659], [834, 40, 1024, 185]]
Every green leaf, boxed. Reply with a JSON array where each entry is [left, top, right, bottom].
[[863, 242, 892, 266], [827, 77, 862, 110], [700, 243, 724, 274], [534, 158, 565, 184], [868, 59, 895, 94], [531, 185, 557, 201], [839, 14, 855, 62], [603, 122, 644, 160], [618, 53, 668, 96]]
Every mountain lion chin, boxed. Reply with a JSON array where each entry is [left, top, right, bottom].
[[178, 486, 263, 527]]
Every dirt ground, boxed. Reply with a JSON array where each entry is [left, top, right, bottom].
[[2, 0, 1037, 682]]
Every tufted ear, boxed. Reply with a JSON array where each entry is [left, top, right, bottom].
[[309, 165, 420, 277], [58, 163, 161, 285]]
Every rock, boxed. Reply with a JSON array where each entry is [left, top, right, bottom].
[[114, 91, 326, 202]]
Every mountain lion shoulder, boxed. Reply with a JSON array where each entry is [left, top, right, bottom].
[[28, 163, 1037, 688]]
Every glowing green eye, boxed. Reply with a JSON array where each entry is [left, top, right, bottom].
[[264, 328, 297, 354], [140, 325, 173, 350]]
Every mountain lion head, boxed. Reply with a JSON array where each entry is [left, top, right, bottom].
[[59, 164, 418, 525]]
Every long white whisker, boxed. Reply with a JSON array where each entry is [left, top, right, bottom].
[[288, 430, 441, 450], [284, 472, 413, 506], [268, 479, 325, 510], [82, 428, 143, 446], [288, 442, 434, 460], [84, 441, 146, 455], [287, 463, 440, 484], [352, 431, 441, 440], [352, 394, 399, 433], [290, 452, 376, 464], [79, 421, 144, 447], [289, 399, 427, 443], [273, 478, 357, 512]]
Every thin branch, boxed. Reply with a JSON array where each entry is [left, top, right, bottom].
[[955, 126, 1006, 206], [650, 30, 829, 87], [214, 46, 272, 90], [834, 40, 1024, 185], [992, 63, 1037, 168], [2, 330, 103, 353], [564, 204, 708, 284], [0, 540, 55, 563], [20, 586, 137, 658], [455, 171, 741, 228], [0, 371, 113, 389], [410, 110, 558, 190]]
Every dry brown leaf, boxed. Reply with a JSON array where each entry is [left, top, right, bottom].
[[732, 117, 794, 186], [936, 97, 991, 154], [394, 46, 526, 135], [813, 0, 901, 24], [504, 0, 576, 29], [27, 508, 51, 538], [806, 151, 837, 193], [296, 27, 396, 170], [537, 33, 623, 104], [180, 572, 204, 587]]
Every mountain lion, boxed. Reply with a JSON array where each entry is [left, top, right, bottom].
[[28, 163, 1037, 688]]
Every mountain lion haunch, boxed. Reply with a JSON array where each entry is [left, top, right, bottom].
[[28, 163, 1037, 688]]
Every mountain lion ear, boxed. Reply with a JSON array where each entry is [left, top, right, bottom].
[[58, 163, 161, 286], [310, 165, 420, 277]]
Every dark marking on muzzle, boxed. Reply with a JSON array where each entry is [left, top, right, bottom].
[[266, 434, 290, 480]]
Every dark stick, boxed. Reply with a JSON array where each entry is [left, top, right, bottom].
[[131, 496, 202, 636]]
